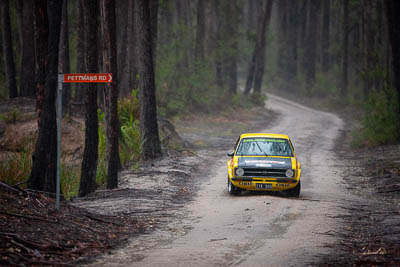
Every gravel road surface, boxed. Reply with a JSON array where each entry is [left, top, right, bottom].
[[86, 94, 363, 266]]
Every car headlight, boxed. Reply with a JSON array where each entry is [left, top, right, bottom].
[[236, 168, 244, 176], [285, 169, 294, 178]]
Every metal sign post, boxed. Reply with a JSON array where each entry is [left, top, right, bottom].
[[56, 74, 63, 211], [56, 73, 112, 211]]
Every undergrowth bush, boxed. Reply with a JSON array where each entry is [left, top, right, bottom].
[[97, 109, 107, 187], [0, 108, 23, 124], [97, 89, 142, 186], [118, 89, 141, 165], [352, 88, 399, 147], [60, 160, 80, 200], [0, 145, 33, 187], [0, 135, 79, 200]]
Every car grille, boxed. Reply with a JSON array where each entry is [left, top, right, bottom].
[[243, 168, 287, 178]]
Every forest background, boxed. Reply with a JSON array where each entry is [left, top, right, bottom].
[[0, 0, 399, 199]]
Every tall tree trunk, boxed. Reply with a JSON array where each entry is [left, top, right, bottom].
[[299, 0, 308, 55], [277, 0, 288, 81], [287, 0, 298, 84], [375, 0, 384, 92], [214, 0, 223, 89], [74, 0, 85, 102], [128, 0, 138, 92], [385, 0, 400, 137], [227, 0, 238, 94], [149, 0, 158, 68], [1, 0, 18, 98], [304, 0, 320, 94], [253, 0, 273, 94], [322, 0, 330, 73], [101, 0, 120, 189], [59, 0, 71, 116], [247, 0, 256, 32], [159, 0, 172, 45], [244, 1, 270, 95], [341, 0, 349, 98], [20, 0, 36, 97], [116, 0, 129, 97], [244, 51, 257, 95], [15, 0, 23, 52], [79, 0, 99, 197], [135, 0, 162, 160], [195, 0, 206, 66], [29, 0, 62, 196], [364, 0, 375, 100], [176, 0, 190, 72]]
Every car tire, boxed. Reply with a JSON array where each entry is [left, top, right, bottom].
[[227, 177, 240, 195], [287, 180, 301, 197]]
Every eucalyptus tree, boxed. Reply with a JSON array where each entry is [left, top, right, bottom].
[[135, 0, 162, 159], [0, 0, 17, 98], [79, 0, 99, 197], [29, 0, 62, 195]]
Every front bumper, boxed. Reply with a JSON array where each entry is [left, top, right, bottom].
[[230, 177, 299, 191]]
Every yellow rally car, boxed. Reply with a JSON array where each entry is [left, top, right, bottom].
[[227, 133, 301, 197]]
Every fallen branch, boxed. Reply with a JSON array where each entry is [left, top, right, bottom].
[[9, 239, 40, 257], [84, 214, 125, 226], [377, 187, 400, 194], [0, 181, 20, 194], [0, 211, 58, 223]]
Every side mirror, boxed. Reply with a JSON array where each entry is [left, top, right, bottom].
[[227, 152, 234, 157]]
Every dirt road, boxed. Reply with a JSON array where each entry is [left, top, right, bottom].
[[87, 94, 362, 266]]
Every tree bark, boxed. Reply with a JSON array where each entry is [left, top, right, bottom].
[[74, 0, 85, 102], [363, 0, 375, 100], [244, 1, 272, 95], [287, 0, 298, 84], [322, 0, 330, 73], [299, 0, 308, 55], [277, 0, 288, 81], [128, 0, 138, 92], [304, 0, 320, 94], [341, 0, 349, 98], [116, 0, 129, 97], [15, 0, 23, 52], [247, 0, 255, 31], [227, 0, 238, 94], [1, 0, 18, 98], [135, 0, 162, 160], [159, 0, 172, 44], [385, 0, 400, 138], [214, 0, 223, 89], [79, 0, 99, 197], [28, 0, 62, 196], [195, 0, 206, 66], [149, 0, 158, 68], [253, 0, 273, 94], [19, 0, 36, 97], [59, 0, 71, 116], [101, 0, 120, 189]]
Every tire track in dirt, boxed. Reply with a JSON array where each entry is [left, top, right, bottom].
[[84, 94, 364, 266]]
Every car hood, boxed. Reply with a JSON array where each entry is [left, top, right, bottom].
[[237, 157, 292, 169]]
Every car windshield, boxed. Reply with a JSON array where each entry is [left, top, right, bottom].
[[235, 138, 293, 157]]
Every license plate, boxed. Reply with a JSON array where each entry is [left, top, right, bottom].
[[256, 183, 272, 189]]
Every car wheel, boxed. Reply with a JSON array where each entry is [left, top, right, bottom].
[[287, 180, 301, 197], [227, 177, 240, 195]]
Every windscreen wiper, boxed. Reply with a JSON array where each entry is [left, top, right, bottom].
[[255, 141, 268, 157]]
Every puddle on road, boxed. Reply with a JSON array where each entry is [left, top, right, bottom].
[[248, 212, 303, 240]]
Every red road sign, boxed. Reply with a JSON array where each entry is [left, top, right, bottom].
[[63, 73, 112, 83]]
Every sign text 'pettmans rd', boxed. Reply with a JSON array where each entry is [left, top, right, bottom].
[[63, 73, 112, 83]]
